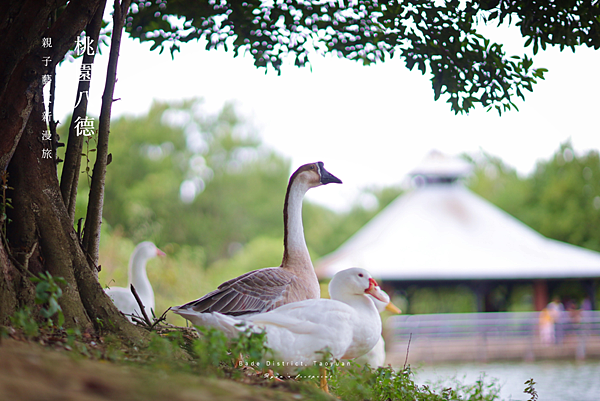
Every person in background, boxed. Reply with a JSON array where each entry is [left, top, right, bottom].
[[580, 296, 593, 335], [565, 299, 580, 334], [539, 307, 554, 345], [547, 296, 565, 344], [581, 296, 592, 311]]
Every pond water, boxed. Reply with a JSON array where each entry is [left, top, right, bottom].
[[412, 360, 600, 401]]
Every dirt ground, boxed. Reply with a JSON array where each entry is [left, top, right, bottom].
[[0, 338, 321, 401]]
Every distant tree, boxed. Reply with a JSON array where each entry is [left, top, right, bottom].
[[524, 143, 600, 251], [89, 99, 292, 263], [465, 151, 532, 218], [468, 142, 600, 252]]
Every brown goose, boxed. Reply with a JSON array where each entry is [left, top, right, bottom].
[[171, 162, 342, 319]]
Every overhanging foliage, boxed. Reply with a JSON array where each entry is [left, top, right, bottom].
[[120, 0, 600, 114]]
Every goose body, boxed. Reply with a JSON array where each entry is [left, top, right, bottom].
[[174, 268, 389, 373], [105, 241, 165, 321], [353, 292, 400, 367], [171, 162, 341, 318], [355, 334, 386, 367]]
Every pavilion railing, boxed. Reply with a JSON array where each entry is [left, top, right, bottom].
[[389, 311, 600, 338], [386, 311, 600, 362]]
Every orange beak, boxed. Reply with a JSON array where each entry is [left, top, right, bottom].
[[385, 302, 402, 314], [156, 248, 166, 257], [365, 278, 390, 304], [365, 278, 402, 314]]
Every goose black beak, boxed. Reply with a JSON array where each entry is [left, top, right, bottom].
[[317, 162, 343, 185]]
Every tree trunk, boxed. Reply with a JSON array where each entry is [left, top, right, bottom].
[[82, 0, 132, 267], [0, 0, 147, 343], [6, 79, 145, 339]]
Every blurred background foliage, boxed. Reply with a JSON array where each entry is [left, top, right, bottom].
[[57, 99, 400, 323], [466, 142, 600, 253], [58, 100, 600, 320]]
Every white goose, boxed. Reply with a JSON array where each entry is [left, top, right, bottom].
[[105, 241, 165, 321], [171, 162, 341, 317], [173, 268, 391, 373], [353, 291, 401, 367]]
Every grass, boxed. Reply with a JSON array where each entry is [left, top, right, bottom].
[[4, 298, 539, 401]]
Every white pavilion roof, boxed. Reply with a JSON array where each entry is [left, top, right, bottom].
[[318, 155, 600, 281]]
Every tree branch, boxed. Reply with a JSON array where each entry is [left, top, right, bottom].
[[82, 0, 132, 268], [130, 284, 152, 326], [49, 8, 61, 166], [60, 0, 107, 224]]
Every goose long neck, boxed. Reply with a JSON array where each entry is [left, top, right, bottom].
[[128, 251, 154, 308], [281, 179, 312, 268]]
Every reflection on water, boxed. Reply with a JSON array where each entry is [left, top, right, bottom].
[[412, 360, 600, 401]]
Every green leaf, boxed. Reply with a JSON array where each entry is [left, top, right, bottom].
[[48, 298, 60, 315]]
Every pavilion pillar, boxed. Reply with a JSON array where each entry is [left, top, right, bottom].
[[533, 279, 548, 311], [582, 279, 597, 310], [472, 281, 488, 312]]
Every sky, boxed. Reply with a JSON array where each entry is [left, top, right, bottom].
[[52, 17, 600, 212]]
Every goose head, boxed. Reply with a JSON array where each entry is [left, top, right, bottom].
[[289, 161, 342, 191], [132, 241, 166, 262], [328, 267, 389, 305]]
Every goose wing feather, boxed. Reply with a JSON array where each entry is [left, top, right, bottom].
[[248, 299, 354, 335], [178, 267, 294, 316], [247, 299, 356, 363]]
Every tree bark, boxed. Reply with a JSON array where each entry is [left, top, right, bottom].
[[0, 0, 56, 98], [0, 241, 33, 326], [82, 0, 132, 266], [5, 81, 147, 340], [0, 0, 103, 171], [7, 82, 95, 331]]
